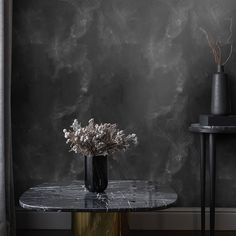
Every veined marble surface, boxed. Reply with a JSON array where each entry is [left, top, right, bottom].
[[19, 180, 177, 212]]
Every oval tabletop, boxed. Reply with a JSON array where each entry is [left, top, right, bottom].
[[19, 180, 177, 213], [189, 123, 236, 134]]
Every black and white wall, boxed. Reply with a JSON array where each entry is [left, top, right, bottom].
[[12, 0, 236, 210]]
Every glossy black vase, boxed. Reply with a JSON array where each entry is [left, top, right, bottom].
[[84, 155, 108, 193], [211, 65, 231, 115]]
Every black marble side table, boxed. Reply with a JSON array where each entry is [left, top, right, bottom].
[[189, 124, 236, 236], [19, 180, 177, 236]]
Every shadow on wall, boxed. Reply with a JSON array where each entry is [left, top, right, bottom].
[[12, 0, 236, 206]]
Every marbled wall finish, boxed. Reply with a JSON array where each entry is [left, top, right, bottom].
[[12, 0, 236, 206]]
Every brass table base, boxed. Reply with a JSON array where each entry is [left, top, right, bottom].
[[72, 212, 128, 236]]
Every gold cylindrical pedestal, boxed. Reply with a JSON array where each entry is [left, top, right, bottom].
[[72, 212, 128, 236]]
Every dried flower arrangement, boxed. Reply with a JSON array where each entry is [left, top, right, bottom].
[[63, 118, 138, 157], [200, 18, 233, 65]]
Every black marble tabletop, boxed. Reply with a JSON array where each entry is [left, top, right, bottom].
[[19, 180, 177, 213], [189, 123, 236, 134]]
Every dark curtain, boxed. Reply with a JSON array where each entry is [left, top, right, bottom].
[[0, 0, 15, 236]]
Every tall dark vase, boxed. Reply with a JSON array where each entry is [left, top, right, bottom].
[[84, 155, 108, 193], [211, 65, 231, 115]]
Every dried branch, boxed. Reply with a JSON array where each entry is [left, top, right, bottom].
[[215, 41, 222, 65], [200, 18, 233, 66], [222, 17, 233, 65], [226, 17, 233, 43], [200, 27, 220, 64]]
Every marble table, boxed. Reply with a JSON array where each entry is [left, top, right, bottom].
[[19, 180, 177, 236]]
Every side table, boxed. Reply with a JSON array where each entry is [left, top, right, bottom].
[[19, 180, 177, 236], [189, 124, 236, 236]]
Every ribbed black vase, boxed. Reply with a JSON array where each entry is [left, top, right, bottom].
[[84, 155, 108, 193], [211, 65, 231, 115]]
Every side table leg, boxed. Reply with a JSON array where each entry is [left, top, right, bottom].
[[200, 134, 206, 234], [209, 134, 216, 236], [72, 212, 129, 236]]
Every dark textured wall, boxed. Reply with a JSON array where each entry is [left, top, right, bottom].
[[12, 0, 236, 206]]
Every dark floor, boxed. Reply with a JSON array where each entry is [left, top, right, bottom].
[[16, 230, 236, 236]]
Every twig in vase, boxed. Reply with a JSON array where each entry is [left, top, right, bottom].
[[200, 18, 233, 66]]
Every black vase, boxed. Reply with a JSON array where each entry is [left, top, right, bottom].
[[211, 65, 231, 115], [84, 155, 108, 193]]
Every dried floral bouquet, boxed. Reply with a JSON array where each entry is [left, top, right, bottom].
[[63, 118, 138, 157]]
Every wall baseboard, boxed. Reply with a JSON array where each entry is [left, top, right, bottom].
[[16, 208, 236, 230]]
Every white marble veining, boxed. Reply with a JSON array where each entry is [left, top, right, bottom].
[[19, 180, 177, 212]]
